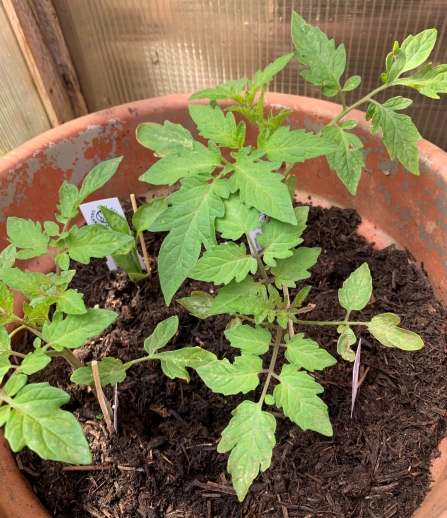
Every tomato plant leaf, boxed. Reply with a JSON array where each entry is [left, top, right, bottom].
[[197, 354, 263, 395], [271, 247, 321, 288], [224, 325, 271, 354], [338, 263, 372, 316], [78, 157, 123, 202], [273, 364, 332, 436], [217, 400, 276, 501], [71, 357, 127, 386], [132, 198, 168, 235], [284, 334, 336, 371], [400, 29, 437, 73], [154, 347, 217, 382], [367, 313, 424, 350], [189, 243, 257, 285], [20, 351, 51, 375], [336, 325, 356, 361], [7, 218, 50, 259], [395, 63, 447, 99], [144, 316, 179, 355], [250, 54, 294, 90], [136, 120, 194, 156], [189, 78, 248, 101], [177, 291, 214, 319], [215, 193, 261, 240], [189, 105, 245, 148]]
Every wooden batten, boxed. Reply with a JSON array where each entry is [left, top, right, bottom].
[[2, 0, 88, 126]]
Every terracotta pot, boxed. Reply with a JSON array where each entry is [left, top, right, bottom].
[[1, 93, 447, 517]]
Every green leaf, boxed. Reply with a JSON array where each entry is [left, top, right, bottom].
[[260, 126, 338, 164], [190, 243, 257, 285], [292, 12, 345, 96], [273, 364, 332, 435], [55, 253, 70, 271], [0, 268, 51, 301], [128, 272, 149, 282], [147, 206, 175, 232], [55, 289, 86, 315], [0, 245, 16, 268], [70, 357, 127, 386], [78, 157, 123, 202], [271, 247, 321, 288], [367, 313, 424, 351], [0, 326, 11, 352], [0, 405, 10, 427], [7, 218, 50, 259], [139, 141, 222, 186], [197, 354, 262, 395], [258, 206, 308, 267], [112, 253, 141, 275], [366, 97, 421, 175], [189, 78, 248, 101], [136, 120, 194, 157], [42, 308, 117, 351], [0, 356, 12, 383], [4, 374, 28, 397], [132, 198, 168, 235], [158, 176, 229, 304], [64, 224, 134, 264], [3, 382, 91, 464], [20, 351, 51, 375], [210, 278, 272, 324], [395, 63, 447, 99], [385, 48, 407, 83], [0, 282, 14, 324], [265, 394, 275, 406], [224, 325, 271, 354], [22, 302, 49, 326], [44, 221, 60, 237], [57, 182, 79, 220], [291, 286, 311, 308], [251, 54, 293, 89], [285, 175, 297, 201], [215, 193, 261, 240], [144, 316, 179, 355], [342, 75, 361, 92], [229, 149, 296, 224], [338, 263, 372, 315], [217, 400, 276, 501], [155, 347, 217, 382], [99, 206, 131, 235], [285, 334, 336, 372], [189, 105, 245, 148], [400, 29, 437, 73], [177, 291, 214, 319], [320, 124, 364, 195], [336, 325, 356, 361]]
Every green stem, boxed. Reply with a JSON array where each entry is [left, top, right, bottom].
[[46, 348, 84, 369], [258, 325, 283, 408], [294, 319, 370, 326], [282, 162, 296, 181], [328, 83, 392, 127], [338, 89, 347, 111], [8, 325, 26, 340], [0, 349, 26, 359], [246, 232, 269, 285]]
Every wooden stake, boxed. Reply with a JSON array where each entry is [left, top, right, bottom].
[[91, 361, 114, 435], [283, 286, 295, 338], [130, 194, 152, 278]]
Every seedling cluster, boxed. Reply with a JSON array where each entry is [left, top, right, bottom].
[[1, 13, 446, 501]]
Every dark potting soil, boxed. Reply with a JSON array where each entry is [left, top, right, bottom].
[[17, 203, 447, 518]]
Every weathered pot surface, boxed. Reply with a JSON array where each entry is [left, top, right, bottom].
[[1, 93, 447, 518]]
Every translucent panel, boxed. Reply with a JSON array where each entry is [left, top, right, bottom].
[[54, 0, 447, 149], [0, 3, 51, 156]]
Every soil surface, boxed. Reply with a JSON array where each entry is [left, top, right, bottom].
[[18, 202, 447, 518]]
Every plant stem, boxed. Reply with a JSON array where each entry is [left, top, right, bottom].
[[294, 319, 370, 327], [0, 349, 26, 359], [8, 325, 26, 340], [46, 348, 85, 369], [258, 325, 283, 408], [338, 89, 347, 111], [282, 162, 296, 182], [328, 83, 392, 127], [245, 232, 269, 285]]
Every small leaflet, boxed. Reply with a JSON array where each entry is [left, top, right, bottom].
[[351, 338, 362, 418], [79, 197, 144, 271], [248, 213, 267, 253]]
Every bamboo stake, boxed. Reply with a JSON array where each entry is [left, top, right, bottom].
[[130, 194, 152, 278], [91, 361, 114, 435]]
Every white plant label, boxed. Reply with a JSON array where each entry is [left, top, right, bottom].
[[248, 213, 267, 253], [351, 337, 362, 418], [79, 197, 144, 271]]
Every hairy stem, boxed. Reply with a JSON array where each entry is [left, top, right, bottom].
[[246, 232, 269, 285], [258, 325, 284, 408]]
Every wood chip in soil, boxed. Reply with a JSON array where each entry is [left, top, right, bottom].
[[17, 203, 447, 518]]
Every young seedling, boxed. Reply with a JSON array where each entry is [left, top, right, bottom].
[[0, 12, 445, 505]]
